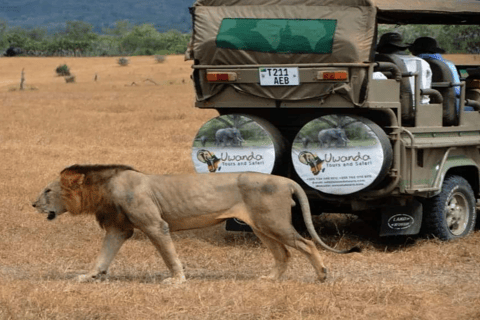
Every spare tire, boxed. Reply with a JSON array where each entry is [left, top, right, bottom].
[[291, 115, 392, 195], [192, 114, 287, 174]]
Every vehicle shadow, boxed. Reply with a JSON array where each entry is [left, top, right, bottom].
[[311, 213, 422, 252], [213, 213, 423, 253], [129, 213, 423, 253]]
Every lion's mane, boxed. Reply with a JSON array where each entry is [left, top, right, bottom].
[[60, 164, 137, 228]]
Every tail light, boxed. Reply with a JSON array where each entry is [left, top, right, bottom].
[[317, 70, 348, 81], [206, 72, 237, 82]]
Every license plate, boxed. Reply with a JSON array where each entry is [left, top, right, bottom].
[[259, 67, 299, 86]]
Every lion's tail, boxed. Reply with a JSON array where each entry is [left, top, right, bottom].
[[290, 182, 361, 254]]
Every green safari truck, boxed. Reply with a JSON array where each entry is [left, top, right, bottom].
[[187, 0, 480, 240]]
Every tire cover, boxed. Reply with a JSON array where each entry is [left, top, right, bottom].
[[192, 114, 285, 174], [292, 115, 392, 195]]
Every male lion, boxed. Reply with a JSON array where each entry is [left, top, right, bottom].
[[33, 164, 359, 283]]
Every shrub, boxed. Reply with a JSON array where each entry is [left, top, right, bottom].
[[64, 75, 76, 83], [118, 57, 129, 66], [155, 55, 166, 63], [56, 64, 70, 76]]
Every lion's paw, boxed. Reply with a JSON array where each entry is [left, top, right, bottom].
[[76, 273, 107, 283], [162, 275, 186, 285], [317, 268, 328, 283]]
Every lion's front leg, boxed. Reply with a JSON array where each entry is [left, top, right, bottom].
[[141, 221, 186, 285], [77, 226, 133, 282]]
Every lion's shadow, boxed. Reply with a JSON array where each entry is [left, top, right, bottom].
[[199, 214, 423, 253], [42, 270, 259, 283], [197, 216, 422, 253]]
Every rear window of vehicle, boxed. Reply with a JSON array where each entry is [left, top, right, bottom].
[[216, 18, 337, 54]]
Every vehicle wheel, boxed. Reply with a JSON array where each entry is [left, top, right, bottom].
[[421, 175, 477, 240], [225, 218, 252, 232]]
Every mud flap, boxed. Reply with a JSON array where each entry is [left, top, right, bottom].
[[380, 200, 423, 236]]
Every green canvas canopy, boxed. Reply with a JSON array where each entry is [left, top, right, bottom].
[[188, 0, 376, 64]]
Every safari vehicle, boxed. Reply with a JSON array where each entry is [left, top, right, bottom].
[[187, 0, 480, 240]]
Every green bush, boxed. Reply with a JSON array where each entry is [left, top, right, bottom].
[[118, 57, 129, 66], [55, 64, 70, 76], [1, 21, 192, 57], [155, 55, 166, 63], [64, 75, 76, 83]]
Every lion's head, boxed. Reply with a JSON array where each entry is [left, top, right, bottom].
[[32, 180, 67, 220], [33, 164, 137, 222]]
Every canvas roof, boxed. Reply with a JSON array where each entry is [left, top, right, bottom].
[[374, 0, 480, 25], [194, 0, 372, 5], [189, 0, 377, 65], [194, 0, 480, 25]]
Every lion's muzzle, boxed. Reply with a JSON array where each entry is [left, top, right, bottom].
[[32, 202, 57, 220]]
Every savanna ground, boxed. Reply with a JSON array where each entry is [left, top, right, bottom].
[[1, 55, 479, 320]]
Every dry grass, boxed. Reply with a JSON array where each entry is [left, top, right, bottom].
[[1, 56, 480, 320]]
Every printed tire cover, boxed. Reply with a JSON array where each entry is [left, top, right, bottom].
[[292, 115, 392, 195], [192, 114, 286, 174]]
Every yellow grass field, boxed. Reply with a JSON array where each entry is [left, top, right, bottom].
[[1, 56, 479, 320]]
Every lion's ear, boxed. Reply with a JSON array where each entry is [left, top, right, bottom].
[[60, 170, 85, 189]]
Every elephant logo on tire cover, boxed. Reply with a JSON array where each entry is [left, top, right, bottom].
[[215, 128, 244, 147]]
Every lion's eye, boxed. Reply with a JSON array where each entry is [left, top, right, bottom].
[[45, 189, 51, 194]]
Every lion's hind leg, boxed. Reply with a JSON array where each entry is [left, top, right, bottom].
[[258, 226, 328, 282], [78, 226, 133, 282], [252, 230, 291, 281], [291, 235, 328, 282]]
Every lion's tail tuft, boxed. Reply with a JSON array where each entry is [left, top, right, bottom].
[[347, 246, 362, 253]]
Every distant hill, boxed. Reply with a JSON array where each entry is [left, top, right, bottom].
[[0, 0, 196, 33]]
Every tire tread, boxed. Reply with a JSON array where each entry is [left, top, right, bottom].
[[421, 175, 476, 240]]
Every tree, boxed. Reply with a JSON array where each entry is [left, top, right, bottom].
[[0, 20, 191, 56], [129, 24, 160, 39], [120, 24, 163, 54], [6, 27, 29, 48], [63, 21, 98, 42], [26, 27, 47, 42], [0, 19, 8, 48], [103, 20, 133, 37]]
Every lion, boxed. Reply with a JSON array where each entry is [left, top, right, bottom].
[[32, 164, 359, 283]]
